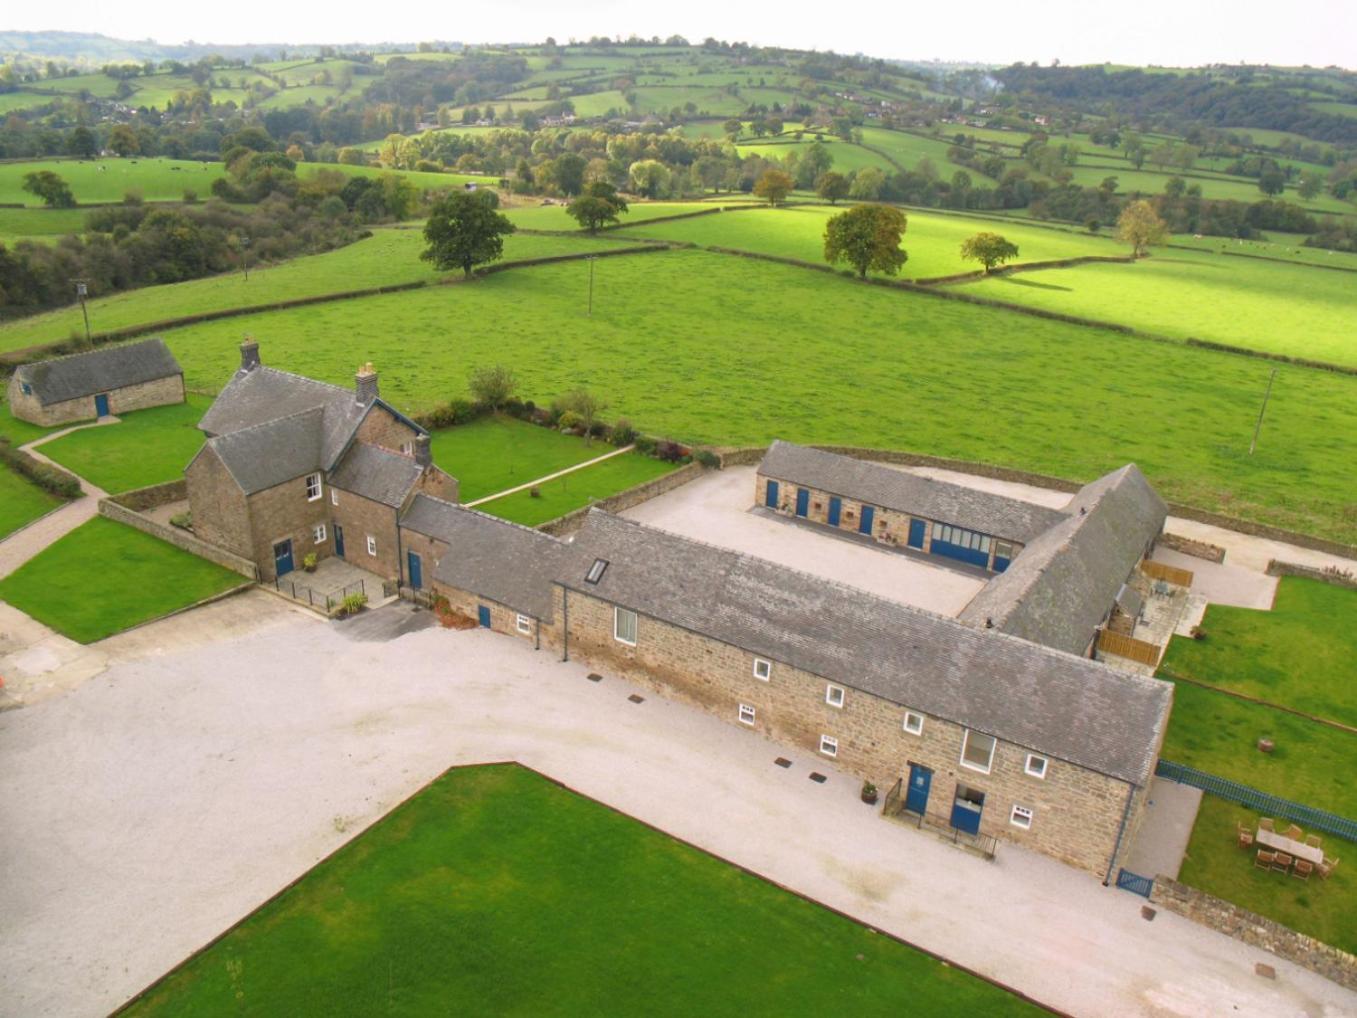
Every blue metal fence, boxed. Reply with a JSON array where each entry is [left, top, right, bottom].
[[1115, 868, 1154, 898], [1156, 759, 1357, 842]]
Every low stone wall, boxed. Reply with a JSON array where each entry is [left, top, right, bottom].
[[1149, 877, 1357, 992], [1159, 532, 1226, 563], [110, 478, 187, 512], [537, 461, 706, 536], [1265, 559, 1357, 590], [99, 499, 258, 580]]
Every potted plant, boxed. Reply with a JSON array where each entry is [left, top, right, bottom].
[[861, 781, 879, 805], [302, 552, 318, 573]]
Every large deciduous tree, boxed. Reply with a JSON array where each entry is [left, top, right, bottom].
[[754, 168, 793, 206], [959, 232, 1020, 273], [567, 180, 630, 232], [1115, 200, 1168, 257], [823, 204, 908, 279], [421, 190, 516, 278], [816, 171, 849, 204], [21, 170, 76, 208]]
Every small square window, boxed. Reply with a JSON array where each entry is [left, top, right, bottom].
[[366, 535, 377, 556], [515, 614, 531, 634], [586, 558, 609, 584], [614, 606, 637, 646], [400, 440, 414, 456], [330, 489, 339, 506], [305, 473, 322, 501], [819, 734, 838, 757], [21, 382, 32, 395], [738, 703, 755, 726], [903, 711, 924, 735], [961, 729, 996, 774], [1025, 754, 1048, 779], [1011, 805, 1033, 830], [825, 684, 845, 708], [753, 657, 772, 681], [312, 524, 327, 544]]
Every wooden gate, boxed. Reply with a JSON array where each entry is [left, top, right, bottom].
[[1097, 629, 1162, 667], [1140, 559, 1194, 587]]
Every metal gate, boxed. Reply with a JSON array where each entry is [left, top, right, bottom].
[[1115, 868, 1154, 898]]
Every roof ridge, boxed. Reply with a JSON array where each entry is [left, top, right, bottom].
[[208, 403, 324, 445], [408, 493, 565, 544], [253, 364, 354, 398], [18, 336, 165, 373]]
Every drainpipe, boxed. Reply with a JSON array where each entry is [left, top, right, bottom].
[[1102, 781, 1139, 886], [534, 616, 540, 651], [560, 588, 570, 662]]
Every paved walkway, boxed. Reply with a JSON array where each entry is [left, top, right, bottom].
[[1, 608, 1351, 1018], [1123, 778, 1205, 882], [463, 442, 636, 507]]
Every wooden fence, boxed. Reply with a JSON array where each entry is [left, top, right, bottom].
[[1139, 559, 1194, 587], [1096, 629, 1163, 667]]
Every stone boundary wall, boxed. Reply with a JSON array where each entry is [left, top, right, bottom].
[[99, 498, 258, 580], [914, 254, 1136, 287], [536, 461, 707, 536], [1158, 532, 1227, 563], [1265, 559, 1357, 589], [110, 478, 187, 512], [1149, 877, 1357, 992]]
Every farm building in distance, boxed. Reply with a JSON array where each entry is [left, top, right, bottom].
[[7, 338, 184, 426]]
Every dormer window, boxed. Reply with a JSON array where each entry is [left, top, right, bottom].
[[585, 558, 608, 584]]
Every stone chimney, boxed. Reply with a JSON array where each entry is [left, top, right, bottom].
[[240, 337, 260, 372], [355, 362, 379, 406], [414, 433, 432, 469]]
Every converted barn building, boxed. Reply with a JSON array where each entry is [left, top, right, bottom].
[[7, 338, 184, 426]]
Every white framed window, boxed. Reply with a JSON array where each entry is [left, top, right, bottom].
[[515, 614, 531, 634], [819, 734, 838, 757], [753, 657, 772, 681], [738, 703, 755, 726], [304, 473, 322, 501], [330, 489, 339, 506], [825, 684, 845, 708], [1011, 805, 1034, 830], [903, 711, 924, 736], [960, 729, 996, 774], [366, 534, 377, 556], [312, 525, 327, 544], [1025, 753, 1048, 779], [614, 606, 637, 646], [400, 440, 414, 456]]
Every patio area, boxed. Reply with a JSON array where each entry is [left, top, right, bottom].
[[269, 557, 392, 615]]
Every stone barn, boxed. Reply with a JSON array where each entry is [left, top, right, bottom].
[[7, 339, 184, 426]]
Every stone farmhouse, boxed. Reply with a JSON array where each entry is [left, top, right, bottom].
[[7, 338, 183, 425]]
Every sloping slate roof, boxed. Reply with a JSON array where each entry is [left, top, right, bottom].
[[758, 441, 1065, 543], [404, 495, 565, 620], [17, 338, 181, 406], [958, 465, 1168, 656], [207, 408, 324, 495], [561, 510, 1170, 785], [329, 443, 421, 508]]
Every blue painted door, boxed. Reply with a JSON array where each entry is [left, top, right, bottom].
[[993, 552, 1011, 573], [905, 763, 932, 815], [477, 605, 491, 628], [950, 788, 985, 835], [858, 505, 875, 535], [407, 551, 423, 589], [334, 525, 345, 558], [765, 479, 779, 508], [94, 393, 109, 417], [908, 518, 927, 549], [827, 496, 842, 527], [795, 488, 809, 517], [273, 539, 294, 577], [932, 539, 991, 569]]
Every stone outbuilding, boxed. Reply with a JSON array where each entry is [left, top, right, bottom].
[[7, 338, 184, 426]]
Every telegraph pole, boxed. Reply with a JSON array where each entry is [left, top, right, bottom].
[[587, 256, 595, 317], [240, 235, 251, 281], [74, 279, 91, 345], [1249, 367, 1278, 457]]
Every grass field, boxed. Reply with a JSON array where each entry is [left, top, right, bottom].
[[0, 206, 88, 244], [736, 138, 887, 176], [503, 200, 754, 230], [475, 450, 677, 525], [125, 248, 1357, 544], [0, 516, 243, 643], [1158, 578, 1357, 727], [1168, 232, 1357, 269], [0, 462, 61, 540], [429, 415, 613, 501], [35, 398, 211, 494], [120, 765, 1042, 1016]]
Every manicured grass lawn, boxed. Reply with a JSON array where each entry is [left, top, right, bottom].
[[1158, 577, 1357, 727], [121, 765, 1042, 1016], [476, 450, 677, 526], [0, 462, 61, 540], [966, 253, 1357, 366], [430, 415, 611, 501], [36, 397, 212, 494], [0, 517, 243, 643], [1178, 796, 1355, 954]]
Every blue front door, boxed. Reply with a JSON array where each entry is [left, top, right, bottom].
[[795, 488, 809, 518], [334, 525, 345, 558], [827, 496, 842, 527], [273, 539, 294, 577], [950, 786, 985, 835], [477, 605, 491, 628], [908, 518, 927, 549], [407, 551, 423, 589], [905, 763, 932, 815], [94, 393, 109, 417], [858, 505, 875, 535], [765, 479, 779, 509]]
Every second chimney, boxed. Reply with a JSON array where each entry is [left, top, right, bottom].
[[355, 362, 379, 406], [414, 433, 432, 469], [240, 337, 260, 373]]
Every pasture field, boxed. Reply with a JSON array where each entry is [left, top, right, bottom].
[[1167, 232, 1357, 269], [0, 462, 61, 540], [120, 765, 1040, 1016], [965, 254, 1356, 365], [429, 415, 612, 501], [0, 207, 88, 238], [736, 138, 886, 175], [0, 92, 54, 114], [858, 127, 984, 176], [475, 451, 677, 526], [0, 516, 243, 643], [502, 200, 754, 230], [123, 249, 1357, 544]]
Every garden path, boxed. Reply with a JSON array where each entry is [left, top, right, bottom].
[[461, 442, 636, 507]]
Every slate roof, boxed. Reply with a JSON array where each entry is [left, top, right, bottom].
[[15, 338, 181, 406], [206, 408, 325, 495], [403, 495, 565, 620], [560, 510, 1171, 785], [958, 465, 1168, 656], [329, 443, 421, 508], [758, 441, 1064, 543]]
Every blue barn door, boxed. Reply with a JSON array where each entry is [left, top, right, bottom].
[[333, 525, 345, 558], [795, 488, 809, 518], [273, 539, 294, 577], [858, 505, 875, 535], [477, 605, 491, 628], [905, 763, 932, 815], [94, 393, 110, 418], [407, 551, 423, 589], [765, 479, 779, 508], [950, 786, 985, 835], [827, 496, 842, 527], [908, 518, 927, 549]]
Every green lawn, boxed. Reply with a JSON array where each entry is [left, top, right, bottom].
[[120, 765, 1042, 1016], [430, 415, 612, 501], [0, 517, 243, 643], [476, 450, 678, 526], [1178, 796, 1355, 954], [0, 462, 61, 540], [1158, 578, 1357, 727], [36, 397, 212, 494]]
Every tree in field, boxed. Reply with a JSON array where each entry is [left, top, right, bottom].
[[1115, 200, 1167, 257], [722, 118, 743, 141], [67, 126, 97, 159], [959, 232, 1020, 273], [557, 388, 608, 446], [549, 152, 587, 196], [468, 364, 518, 411], [421, 190, 516, 278], [795, 141, 833, 188], [108, 124, 140, 157], [1257, 170, 1286, 197], [1297, 171, 1324, 200], [849, 166, 885, 200], [22, 170, 75, 208], [567, 180, 629, 232], [628, 159, 671, 199], [823, 204, 908, 279], [754, 168, 793, 206], [816, 171, 849, 204]]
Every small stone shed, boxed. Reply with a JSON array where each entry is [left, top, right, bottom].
[[7, 339, 184, 426]]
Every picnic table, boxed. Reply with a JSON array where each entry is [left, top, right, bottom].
[[1257, 828, 1323, 865]]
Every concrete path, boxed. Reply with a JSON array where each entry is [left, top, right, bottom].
[[463, 442, 636, 507], [1123, 778, 1205, 882], [1, 608, 1351, 1018]]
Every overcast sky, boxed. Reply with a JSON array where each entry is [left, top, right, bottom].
[[7, 0, 1355, 69]]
